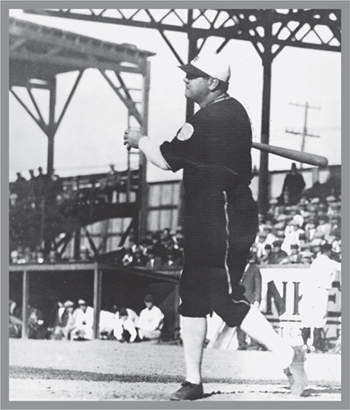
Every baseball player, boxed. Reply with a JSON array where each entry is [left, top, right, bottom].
[[299, 242, 341, 352], [124, 51, 307, 400]]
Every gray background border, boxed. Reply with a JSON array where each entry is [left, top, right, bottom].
[[1, 1, 349, 409]]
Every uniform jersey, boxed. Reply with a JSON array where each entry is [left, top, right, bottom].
[[160, 97, 258, 325]]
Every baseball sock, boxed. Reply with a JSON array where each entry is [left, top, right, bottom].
[[240, 305, 294, 369]]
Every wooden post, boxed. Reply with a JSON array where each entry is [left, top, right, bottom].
[[93, 263, 102, 339], [21, 269, 29, 339]]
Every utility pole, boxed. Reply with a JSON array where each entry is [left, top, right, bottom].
[[286, 102, 320, 168]]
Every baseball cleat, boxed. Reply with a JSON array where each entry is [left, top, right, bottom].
[[169, 381, 204, 401], [284, 346, 308, 396]]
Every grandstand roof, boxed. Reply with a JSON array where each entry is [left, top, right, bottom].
[[9, 16, 155, 87]]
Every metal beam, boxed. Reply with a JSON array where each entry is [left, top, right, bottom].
[[23, 8, 341, 53]]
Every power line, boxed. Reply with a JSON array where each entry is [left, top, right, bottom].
[[286, 102, 321, 168]]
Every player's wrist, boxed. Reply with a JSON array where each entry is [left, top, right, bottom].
[[138, 136, 150, 150]]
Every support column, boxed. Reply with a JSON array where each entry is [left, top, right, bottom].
[[258, 43, 273, 215], [186, 11, 197, 120], [21, 269, 29, 339], [93, 264, 102, 339], [138, 61, 151, 241], [47, 76, 57, 177]]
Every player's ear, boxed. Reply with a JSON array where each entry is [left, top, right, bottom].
[[208, 77, 220, 91]]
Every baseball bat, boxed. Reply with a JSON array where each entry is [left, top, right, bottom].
[[252, 141, 328, 167]]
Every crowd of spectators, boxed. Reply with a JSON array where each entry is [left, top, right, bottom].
[[9, 192, 341, 268], [254, 193, 341, 265]]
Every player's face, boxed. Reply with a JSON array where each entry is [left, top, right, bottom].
[[183, 74, 210, 103]]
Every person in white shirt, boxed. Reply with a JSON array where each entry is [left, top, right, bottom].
[[70, 299, 94, 341], [138, 294, 164, 341], [299, 243, 341, 352], [113, 308, 139, 342]]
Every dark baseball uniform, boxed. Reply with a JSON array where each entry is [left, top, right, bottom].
[[160, 97, 258, 327]]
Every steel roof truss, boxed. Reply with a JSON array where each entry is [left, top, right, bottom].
[[99, 69, 143, 126], [10, 87, 47, 134]]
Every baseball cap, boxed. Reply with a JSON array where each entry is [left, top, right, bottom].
[[320, 243, 332, 252], [144, 294, 154, 303], [78, 299, 87, 305], [179, 52, 231, 83]]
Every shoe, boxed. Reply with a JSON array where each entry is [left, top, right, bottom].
[[169, 381, 204, 401], [284, 346, 308, 396]]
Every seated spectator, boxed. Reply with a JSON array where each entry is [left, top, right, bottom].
[[310, 238, 323, 258], [315, 215, 332, 239], [298, 233, 308, 251], [130, 246, 147, 267], [162, 246, 183, 268], [145, 246, 164, 269], [255, 231, 268, 259], [299, 251, 314, 264], [48, 250, 58, 263], [282, 218, 305, 255], [268, 240, 288, 264], [261, 225, 276, 246], [152, 228, 176, 260], [304, 218, 317, 242], [70, 299, 94, 341], [138, 294, 164, 341], [113, 308, 139, 343], [281, 244, 302, 264], [260, 244, 272, 265]]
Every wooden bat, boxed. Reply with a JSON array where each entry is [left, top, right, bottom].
[[252, 141, 328, 167]]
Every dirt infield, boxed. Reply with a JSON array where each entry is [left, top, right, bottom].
[[8, 338, 341, 403]]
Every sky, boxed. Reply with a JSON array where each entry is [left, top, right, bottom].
[[8, 8, 341, 182]]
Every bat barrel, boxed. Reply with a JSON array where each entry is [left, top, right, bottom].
[[252, 142, 328, 167]]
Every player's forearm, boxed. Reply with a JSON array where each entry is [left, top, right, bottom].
[[139, 137, 170, 170]]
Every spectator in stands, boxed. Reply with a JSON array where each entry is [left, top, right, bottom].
[[102, 164, 121, 203], [48, 250, 58, 263], [113, 308, 139, 343], [138, 294, 164, 341], [145, 246, 164, 269], [80, 247, 91, 261], [267, 198, 279, 220], [299, 243, 341, 353], [23, 247, 32, 264], [260, 244, 272, 265], [128, 246, 147, 267], [36, 167, 47, 200], [315, 215, 332, 240], [27, 169, 36, 205], [268, 240, 288, 264], [310, 238, 323, 258], [299, 251, 314, 265], [70, 299, 94, 341], [262, 224, 277, 246], [255, 231, 268, 259], [162, 245, 183, 268], [15, 246, 26, 264], [236, 253, 262, 350], [279, 163, 306, 205], [13, 172, 28, 202], [281, 244, 302, 264], [282, 218, 305, 255], [152, 228, 176, 260], [304, 218, 317, 242]]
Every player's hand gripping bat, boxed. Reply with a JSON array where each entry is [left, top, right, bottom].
[[252, 141, 328, 167]]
